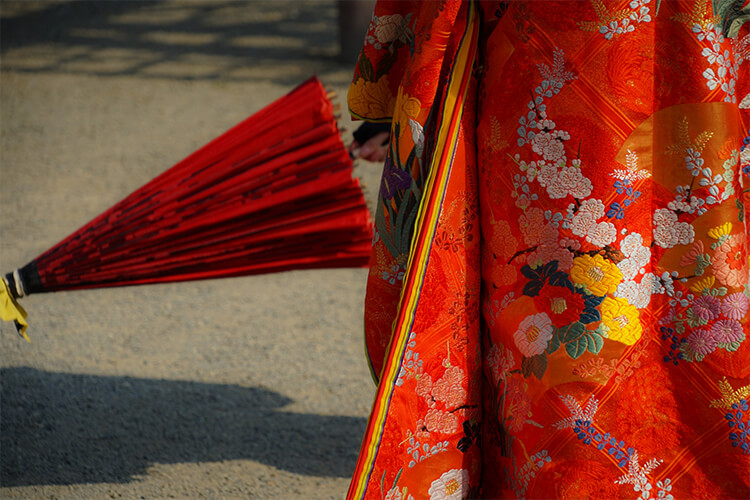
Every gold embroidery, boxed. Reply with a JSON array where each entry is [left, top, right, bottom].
[[672, 0, 714, 30], [709, 377, 750, 409], [665, 117, 714, 157], [578, 0, 630, 32]]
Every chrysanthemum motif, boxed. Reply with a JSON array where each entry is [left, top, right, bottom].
[[513, 313, 554, 356], [428, 469, 469, 500], [689, 275, 715, 293], [691, 295, 721, 321], [711, 319, 744, 343], [721, 292, 749, 320], [686, 328, 718, 356], [708, 222, 733, 240]]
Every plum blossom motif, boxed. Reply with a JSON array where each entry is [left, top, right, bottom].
[[537, 160, 593, 199], [570, 199, 605, 237], [513, 313, 554, 356], [653, 208, 694, 248], [424, 408, 459, 435], [526, 223, 575, 271], [487, 343, 515, 385], [617, 232, 651, 280], [432, 365, 467, 408], [428, 469, 469, 500], [586, 221, 617, 247], [519, 207, 546, 246], [530, 122, 569, 162]]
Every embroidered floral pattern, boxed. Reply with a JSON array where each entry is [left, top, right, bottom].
[[351, 1, 750, 497]]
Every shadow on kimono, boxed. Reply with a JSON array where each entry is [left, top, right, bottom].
[[1, 366, 366, 486]]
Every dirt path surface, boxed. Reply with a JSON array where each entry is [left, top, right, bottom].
[[0, 2, 380, 498]]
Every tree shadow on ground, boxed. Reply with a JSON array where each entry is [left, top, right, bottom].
[[1, 367, 366, 486], [0, 0, 347, 83]]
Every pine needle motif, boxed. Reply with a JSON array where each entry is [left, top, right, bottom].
[[614, 450, 663, 488], [578, 0, 630, 32], [488, 116, 509, 153], [537, 48, 577, 87], [672, 0, 713, 29], [709, 377, 750, 409], [664, 117, 714, 157], [611, 149, 652, 181], [553, 394, 599, 429]]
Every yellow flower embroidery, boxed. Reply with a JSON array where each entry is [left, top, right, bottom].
[[348, 76, 396, 120], [689, 275, 716, 293], [601, 297, 643, 345], [570, 254, 623, 296], [708, 222, 733, 240]]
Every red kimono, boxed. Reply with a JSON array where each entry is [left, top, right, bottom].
[[348, 1, 750, 498]]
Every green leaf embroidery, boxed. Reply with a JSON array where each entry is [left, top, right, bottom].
[[565, 337, 588, 359], [560, 322, 586, 343], [586, 331, 604, 354]]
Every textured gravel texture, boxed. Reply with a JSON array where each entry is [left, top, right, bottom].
[[0, 1, 381, 498]]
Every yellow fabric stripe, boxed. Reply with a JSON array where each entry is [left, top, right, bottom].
[[350, 2, 478, 497]]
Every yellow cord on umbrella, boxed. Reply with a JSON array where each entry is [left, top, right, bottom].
[[0, 277, 30, 342]]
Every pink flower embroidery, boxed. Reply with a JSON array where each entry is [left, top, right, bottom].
[[519, 207, 545, 246], [487, 344, 515, 385], [721, 292, 749, 320], [691, 295, 721, 321], [416, 371, 433, 399], [711, 319, 745, 343], [424, 408, 459, 435], [513, 313, 554, 356], [713, 234, 748, 288], [432, 365, 467, 408], [686, 329, 718, 356]]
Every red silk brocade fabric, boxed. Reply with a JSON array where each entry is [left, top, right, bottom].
[[348, 1, 750, 499]]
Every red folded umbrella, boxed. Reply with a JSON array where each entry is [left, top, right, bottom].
[[2, 77, 372, 339]]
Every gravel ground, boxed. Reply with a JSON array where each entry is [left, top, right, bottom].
[[0, 1, 380, 498]]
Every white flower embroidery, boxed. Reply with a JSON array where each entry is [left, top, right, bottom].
[[428, 469, 469, 500], [513, 313, 554, 357], [537, 161, 593, 200], [653, 208, 693, 248], [586, 221, 617, 247]]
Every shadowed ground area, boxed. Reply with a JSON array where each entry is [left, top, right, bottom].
[[0, 0, 342, 83], [1, 1, 381, 498], [2, 367, 366, 485]]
